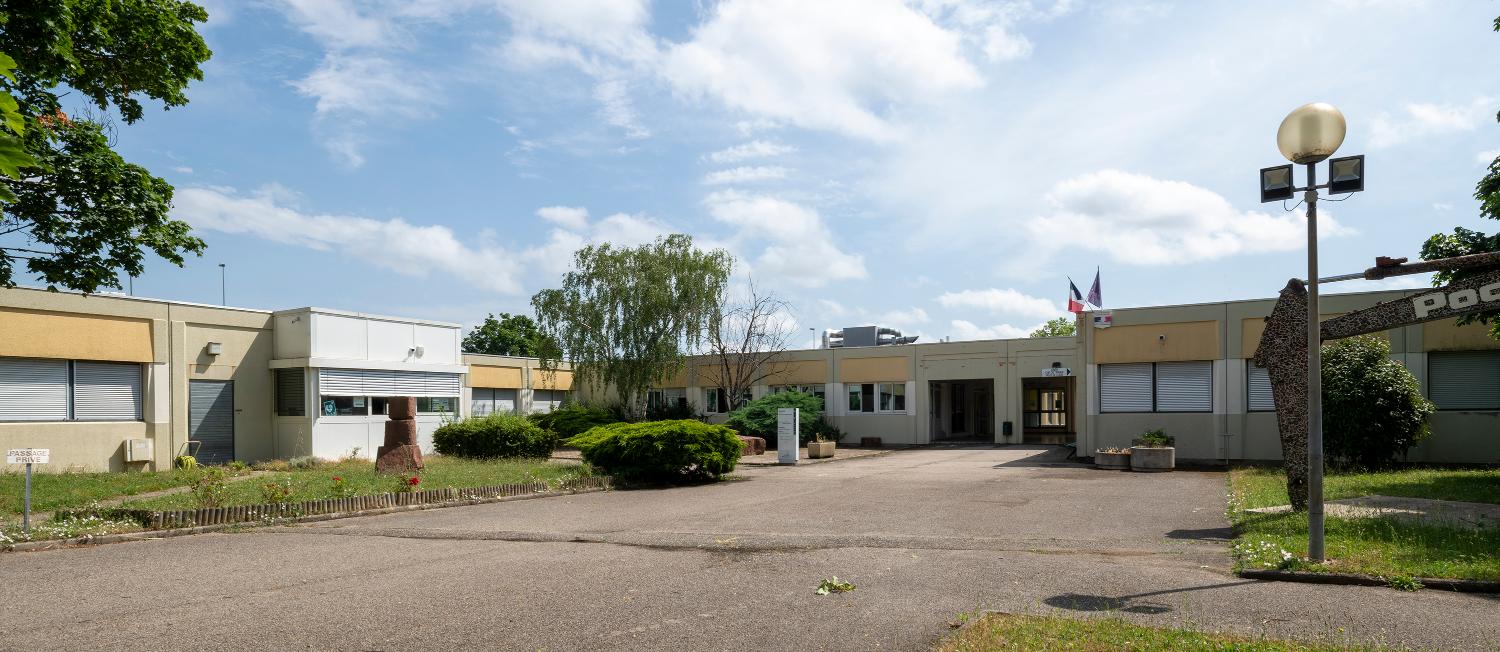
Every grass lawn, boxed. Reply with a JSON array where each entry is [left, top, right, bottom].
[[0, 468, 213, 518], [1228, 467, 1500, 581], [116, 456, 588, 511], [939, 613, 1390, 652]]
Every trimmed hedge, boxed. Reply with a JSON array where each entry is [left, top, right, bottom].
[[531, 402, 622, 439], [725, 391, 824, 447], [565, 419, 741, 483], [433, 413, 556, 459]]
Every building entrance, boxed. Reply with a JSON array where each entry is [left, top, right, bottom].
[[1022, 376, 1074, 444], [929, 379, 994, 442]]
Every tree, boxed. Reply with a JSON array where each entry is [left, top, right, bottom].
[[0, 0, 212, 293], [697, 279, 796, 413], [1030, 316, 1076, 338], [1322, 335, 1434, 468], [531, 234, 732, 420], [462, 312, 552, 357], [1419, 14, 1500, 339]]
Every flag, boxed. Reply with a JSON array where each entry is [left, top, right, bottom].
[[1067, 279, 1086, 313], [1087, 268, 1102, 308]]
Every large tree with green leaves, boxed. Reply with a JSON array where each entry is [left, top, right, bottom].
[[532, 234, 733, 419], [462, 312, 553, 357], [1419, 14, 1500, 339], [1029, 316, 1076, 338], [0, 0, 211, 293]]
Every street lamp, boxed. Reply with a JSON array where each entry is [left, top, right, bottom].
[[1258, 102, 1365, 562]]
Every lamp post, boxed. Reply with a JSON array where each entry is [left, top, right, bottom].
[[218, 263, 226, 306], [1258, 102, 1365, 562]]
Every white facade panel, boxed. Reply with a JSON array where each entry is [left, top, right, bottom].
[[313, 314, 367, 360], [273, 312, 311, 359], [367, 320, 412, 362], [414, 324, 460, 365]]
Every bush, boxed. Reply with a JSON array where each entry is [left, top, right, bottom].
[[531, 402, 622, 439], [647, 398, 699, 421], [808, 416, 843, 443], [1323, 335, 1435, 468], [433, 413, 556, 459], [1134, 429, 1174, 448], [565, 419, 741, 483], [725, 391, 824, 447]]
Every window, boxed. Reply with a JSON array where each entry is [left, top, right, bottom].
[[705, 387, 727, 414], [531, 389, 568, 414], [846, 382, 902, 414], [0, 357, 144, 422], [417, 396, 459, 414], [877, 382, 905, 412], [1024, 388, 1068, 428], [1429, 351, 1500, 410], [1099, 362, 1211, 413], [320, 395, 366, 416], [648, 388, 687, 411], [771, 384, 826, 403], [275, 369, 306, 416], [471, 388, 518, 416], [371, 397, 388, 415], [1247, 365, 1275, 412]]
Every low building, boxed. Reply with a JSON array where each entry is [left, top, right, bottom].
[[1, 284, 1495, 472]]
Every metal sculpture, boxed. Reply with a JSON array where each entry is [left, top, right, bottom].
[[1253, 252, 1500, 510]]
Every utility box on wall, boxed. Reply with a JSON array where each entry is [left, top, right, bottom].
[[123, 438, 153, 463]]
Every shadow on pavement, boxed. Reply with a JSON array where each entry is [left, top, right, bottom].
[[1044, 580, 1259, 615], [1165, 526, 1235, 542]]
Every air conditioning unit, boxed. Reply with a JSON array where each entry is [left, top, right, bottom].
[[124, 438, 153, 463]]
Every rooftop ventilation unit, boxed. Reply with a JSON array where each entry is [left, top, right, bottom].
[[821, 326, 918, 348]]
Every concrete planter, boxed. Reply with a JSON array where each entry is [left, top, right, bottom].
[[807, 441, 836, 459], [1129, 446, 1175, 472], [1094, 450, 1131, 470]]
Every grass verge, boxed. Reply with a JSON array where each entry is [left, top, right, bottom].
[[0, 468, 214, 518], [1228, 467, 1500, 581], [938, 613, 1390, 651]]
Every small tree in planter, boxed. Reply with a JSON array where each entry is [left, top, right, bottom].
[[1130, 429, 1175, 472]]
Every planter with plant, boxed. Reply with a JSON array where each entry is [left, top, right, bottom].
[[1093, 447, 1131, 470], [807, 434, 837, 459], [1130, 429, 1175, 472]]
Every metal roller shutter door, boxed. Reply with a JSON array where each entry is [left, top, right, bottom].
[[1155, 361, 1212, 412], [1099, 363, 1153, 412], [1429, 351, 1500, 410], [275, 369, 306, 416], [190, 380, 235, 464], [1247, 364, 1275, 412], [0, 358, 69, 421], [72, 362, 143, 420], [318, 369, 462, 397], [471, 388, 495, 416]]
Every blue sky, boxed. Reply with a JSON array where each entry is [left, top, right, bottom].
[[78, 0, 1500, 346]]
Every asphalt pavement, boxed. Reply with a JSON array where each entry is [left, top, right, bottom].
[[1, 446, 1496, 651]]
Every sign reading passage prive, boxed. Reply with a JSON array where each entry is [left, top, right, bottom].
[[6, 448, 49, 464], [777, 408, 800, 465]]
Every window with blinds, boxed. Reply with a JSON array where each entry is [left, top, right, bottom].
[[0, 357, 69, 421], [471, 388, 517, 416], [275, 369, 306, 416], [0, 357, 143, 422], [317, 368, 461, 397], [72, 362, 143, 420], [1099, 363, 1153, 412], [1429, 351, 1500, 410], [1247, 364, 1275, 412], [1155, 361, 1212, 412]]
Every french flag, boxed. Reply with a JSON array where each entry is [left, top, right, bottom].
[[1067, 279, 1086, 314]]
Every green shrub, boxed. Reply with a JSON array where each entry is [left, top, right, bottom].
[[647, 398, 699, 421], [808, 416, 843, 443], [433, 413, 557, 459], [1135, 429, 1174, 448], [531, 402, 622, 439], [189, 467, 228, 508], [565, 419, 741, 483], [725, 391, 824, 446], [1323, 335, 1435, 468]]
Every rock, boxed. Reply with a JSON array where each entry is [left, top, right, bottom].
[[387, 396, 418, 420], [376, 444, 424, 474], [738, 436, 766, 456], [383, 418, 418, 447]]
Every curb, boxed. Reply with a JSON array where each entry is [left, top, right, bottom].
[[1238, 569, 1500, 593], [743, 448, 897, 467], [2, 485, 611, 554]]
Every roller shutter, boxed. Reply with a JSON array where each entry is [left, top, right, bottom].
[[1247, 364, 1275, 412], [1099, 363, 1153, 412], [1429, 351, 1500, 410], [72, 362, 143, 420], [1155, 361, 1212, 412], [0, 357, 69, 421], [275, 369, 306, 416], [189, 380, 235, 464], [317, 369, 461, 397]]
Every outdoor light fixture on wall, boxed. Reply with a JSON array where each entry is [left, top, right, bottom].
[[205, 342, 223, 356], [1256, 102, 1366, 564]]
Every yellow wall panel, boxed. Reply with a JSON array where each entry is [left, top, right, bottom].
[[839, 356, 909, 382], [470, 365, 524, 388], [534, 369, 574, 390], [0, 308, 153, 362], [1094, 321, 1220, 364], [764, 359, 828, 385], [1423, 318, 1500, 351]]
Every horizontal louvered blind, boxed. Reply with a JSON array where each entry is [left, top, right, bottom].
[[471, 388, 494, 416], [318, 369, 461, 397], [72, 362, 143, 420], [275, 369, 306, 416], [0, 357, 69, 421], [1156, 361, 1212, 412], [1099, 363, 1153, 412], [1429, 351, 1500, 410], [1247, 364, 1275, 412]]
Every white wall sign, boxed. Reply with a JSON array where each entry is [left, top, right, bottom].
[[7, 448, 49, 464], [1042, 368, 1073, 377], [777, 408, 800, 465], [1092, 312, 1114, 328]]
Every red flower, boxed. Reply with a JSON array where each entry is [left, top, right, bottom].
[[408, 476, 420, 486], [332, 476, 343, 482]]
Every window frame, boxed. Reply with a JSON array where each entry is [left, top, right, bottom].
[[1428, 350, 1500, 411], [1246, 364, 1275, 412], [0, 358, 144, 423], [876, 382, 906, 413], [1097, 361, 1212, 414]]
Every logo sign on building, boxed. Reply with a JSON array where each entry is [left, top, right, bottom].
[[1092, 311, 1114, 328], [6, 448, 49, 465], [777, 408, 800, 465], [1042, 368, 1073, 377]]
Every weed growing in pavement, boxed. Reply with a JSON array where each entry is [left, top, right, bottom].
[[1386, 575, 1423, 592]]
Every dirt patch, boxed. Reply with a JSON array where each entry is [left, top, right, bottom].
[[1248, 495, 1500, 529]]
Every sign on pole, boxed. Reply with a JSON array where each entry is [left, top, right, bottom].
[[7, 449, 48, 535], [1042, 367, 1073, 377], [776, 408, 800, 465]]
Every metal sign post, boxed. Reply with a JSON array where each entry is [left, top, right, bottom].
[[7, 449, 50, 535], [776, 408, 800, 465]]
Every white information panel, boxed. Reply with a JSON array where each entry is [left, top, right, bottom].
[[6, 448, 49, 464], [776, 408, 800, 465]]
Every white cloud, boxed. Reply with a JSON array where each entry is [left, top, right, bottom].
[[171, 166, 194, 174], [876, 307, 930, 327], [594, 75, 651, 139], [936, 288, 1059, 318], [174, 185, 523, 293], [948, 319, 1033, 341], [1369, 98, 1495, 148], [536, 206, 590, 230], [662, 0, 983, 141], [275, 0, 395, 50], [289, 53, 438, 167], [707, 140, 797, 163], [703, 190, 866, 286], [1022, 170, 1352, 267], [702, 166, 789, 185]]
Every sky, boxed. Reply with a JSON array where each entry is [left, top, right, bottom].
[[57, 0, 1500, 347]]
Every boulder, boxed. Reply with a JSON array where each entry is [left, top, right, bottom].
[[738, 436, 766, 456]]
